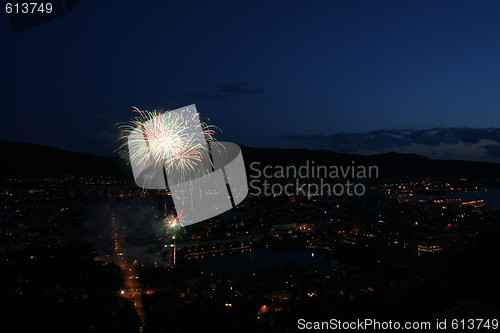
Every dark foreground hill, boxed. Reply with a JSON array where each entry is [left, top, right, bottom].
[[1, 140, 499, 179], [241, 146, 500, 179], [0, 140, 128, 178]]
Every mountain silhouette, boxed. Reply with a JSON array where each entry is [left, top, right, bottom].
[[0, 140, 128, 178], [1, 140, 499, 179]]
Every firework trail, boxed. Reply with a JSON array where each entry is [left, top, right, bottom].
[[162, 206, 186, 267]]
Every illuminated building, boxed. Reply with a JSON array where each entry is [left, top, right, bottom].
[[418, 236, 443, 256]]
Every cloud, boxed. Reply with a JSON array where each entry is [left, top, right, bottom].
[[179, 83, 265, 103], [219, 83, 265, 95], [189, 92, 228, 103], [268, 128, 500, 157], [484, 144, 500, 157], [253, 96, 284, 102]]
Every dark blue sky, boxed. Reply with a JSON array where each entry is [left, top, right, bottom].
[[2, 0, 500, 160]]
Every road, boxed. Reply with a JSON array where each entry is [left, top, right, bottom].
[[110, 210, 146, 330]]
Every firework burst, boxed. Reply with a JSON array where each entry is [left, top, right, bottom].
[[163, 210, 186, 238], [117, 107, 220, 185]]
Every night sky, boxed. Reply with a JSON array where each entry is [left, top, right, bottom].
[[2, 0, 500, 161]]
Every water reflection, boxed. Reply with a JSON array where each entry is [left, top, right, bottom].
[[192, 248, 325, 274]]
